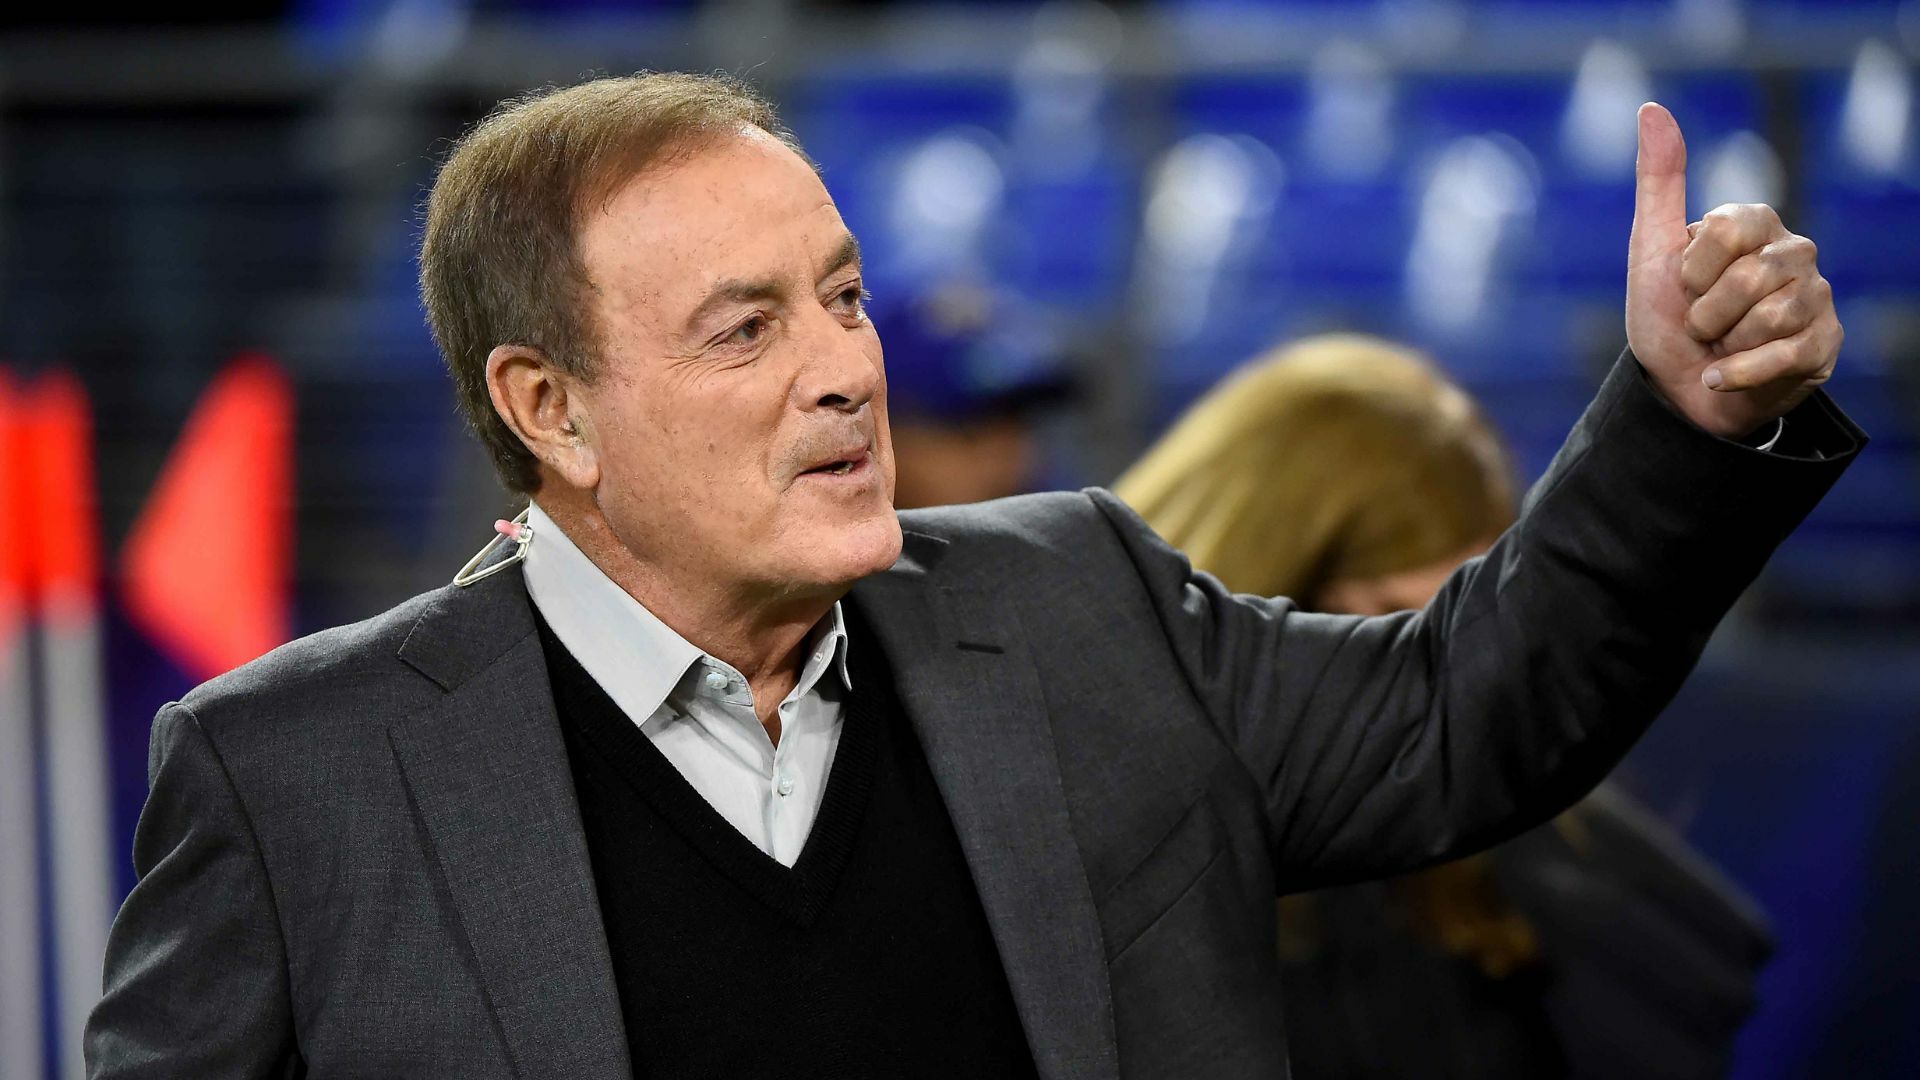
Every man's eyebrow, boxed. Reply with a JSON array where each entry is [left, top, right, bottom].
[[820, 233, 862, 279], [684, 276, 784, 333], [681, 234, 863, 336]]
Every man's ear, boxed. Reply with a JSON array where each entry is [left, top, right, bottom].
[[485, 344, 600, 491]]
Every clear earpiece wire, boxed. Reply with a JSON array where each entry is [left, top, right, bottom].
[[452, 506, 533, 587]]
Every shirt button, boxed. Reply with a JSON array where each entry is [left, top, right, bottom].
[[704, 671, 729, 691], [776, 772, 795, 797]]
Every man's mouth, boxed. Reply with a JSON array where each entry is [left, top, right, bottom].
[[800, 448, 870, 478]]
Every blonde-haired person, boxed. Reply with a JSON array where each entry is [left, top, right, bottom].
[[1117, 334, 1774, 1079]]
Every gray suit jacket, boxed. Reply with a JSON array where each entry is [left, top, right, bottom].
[[87, 357, 1861, 1079]]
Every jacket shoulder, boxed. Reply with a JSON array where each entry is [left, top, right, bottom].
[[896, 487, 1173, 593], [174, 583, 453, 735], [898, 487, 1141, 560]]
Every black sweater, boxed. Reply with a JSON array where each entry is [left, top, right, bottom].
[[538, 611, 1039, 1080]]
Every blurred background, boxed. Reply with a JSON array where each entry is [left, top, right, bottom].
[[1, 0, 1916, 1077]]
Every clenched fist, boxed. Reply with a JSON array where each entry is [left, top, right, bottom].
[[1625, 102, 1843, 440]]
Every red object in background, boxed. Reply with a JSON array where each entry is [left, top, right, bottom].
[[20, 371, 101, 621], [121, 354, 294, 682], [0, 372, 24, 645]]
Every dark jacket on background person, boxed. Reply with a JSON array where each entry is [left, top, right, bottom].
[[1281, 783, 1774, 1079]]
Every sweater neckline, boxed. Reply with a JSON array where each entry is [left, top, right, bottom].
[[539, 611, 885, 929]]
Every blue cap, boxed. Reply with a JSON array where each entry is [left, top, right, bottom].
[[869, 283, 1077, 423]]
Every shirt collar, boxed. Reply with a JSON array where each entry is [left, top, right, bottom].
[[805, 601, 853, 696], [521, 501, 851, 725]]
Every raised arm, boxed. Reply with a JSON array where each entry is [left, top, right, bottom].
[[1089, 103, 1861, 890], [1093, 346, 1857, 889]]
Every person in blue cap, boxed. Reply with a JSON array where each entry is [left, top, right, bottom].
[[868, 282, 1077, 509]]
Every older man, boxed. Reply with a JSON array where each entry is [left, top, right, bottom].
[[87, 73, 1859, 1079]]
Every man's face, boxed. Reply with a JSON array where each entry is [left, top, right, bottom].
[[567, 128, 900, 601]]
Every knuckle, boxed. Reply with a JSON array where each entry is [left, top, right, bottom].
[[1705, 208, 1771, 252], [1776, 293, 1807, 329]]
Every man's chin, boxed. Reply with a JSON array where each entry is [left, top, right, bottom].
[[834, 513, 906, 580], [765, 508, 905, 595]]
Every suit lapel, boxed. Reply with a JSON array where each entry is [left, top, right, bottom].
[[389, 569, 630, 1080], [851, 541, 1121, 1080]]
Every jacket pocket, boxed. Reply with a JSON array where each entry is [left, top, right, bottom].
[[1097, 794, 1228, 960]]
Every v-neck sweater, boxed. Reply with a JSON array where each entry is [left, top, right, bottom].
[[536, 607, 1040, 1080]]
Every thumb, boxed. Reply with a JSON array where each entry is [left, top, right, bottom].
[[1630, 102, 1689, 267]]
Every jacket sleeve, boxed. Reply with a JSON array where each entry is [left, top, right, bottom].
[[1089, 352, 1863, 890], [85, 702, 301, 1079]]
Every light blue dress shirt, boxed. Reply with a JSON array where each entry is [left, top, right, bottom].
[[521, 502, 851, 867]]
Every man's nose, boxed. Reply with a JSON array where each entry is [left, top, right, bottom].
[[794, 304, 882, 413]]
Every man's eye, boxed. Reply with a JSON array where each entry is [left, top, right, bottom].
[[728, 315, 768, 345], [832, 286, 870, 318]]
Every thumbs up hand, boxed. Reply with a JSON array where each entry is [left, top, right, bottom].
[[1625, 103, 1843, 439]]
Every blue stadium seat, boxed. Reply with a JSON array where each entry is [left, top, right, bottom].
[[1164, 74, 1416, 317], [1000, 166, 1138, 308], [786, 73, 1015, 175], [1396, 68, 1764, 296], [786, 72, 1134, 312], [1799, 60, 1920, 296]]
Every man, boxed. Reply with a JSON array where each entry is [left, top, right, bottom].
[[87, 73, 1859, 1079]]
